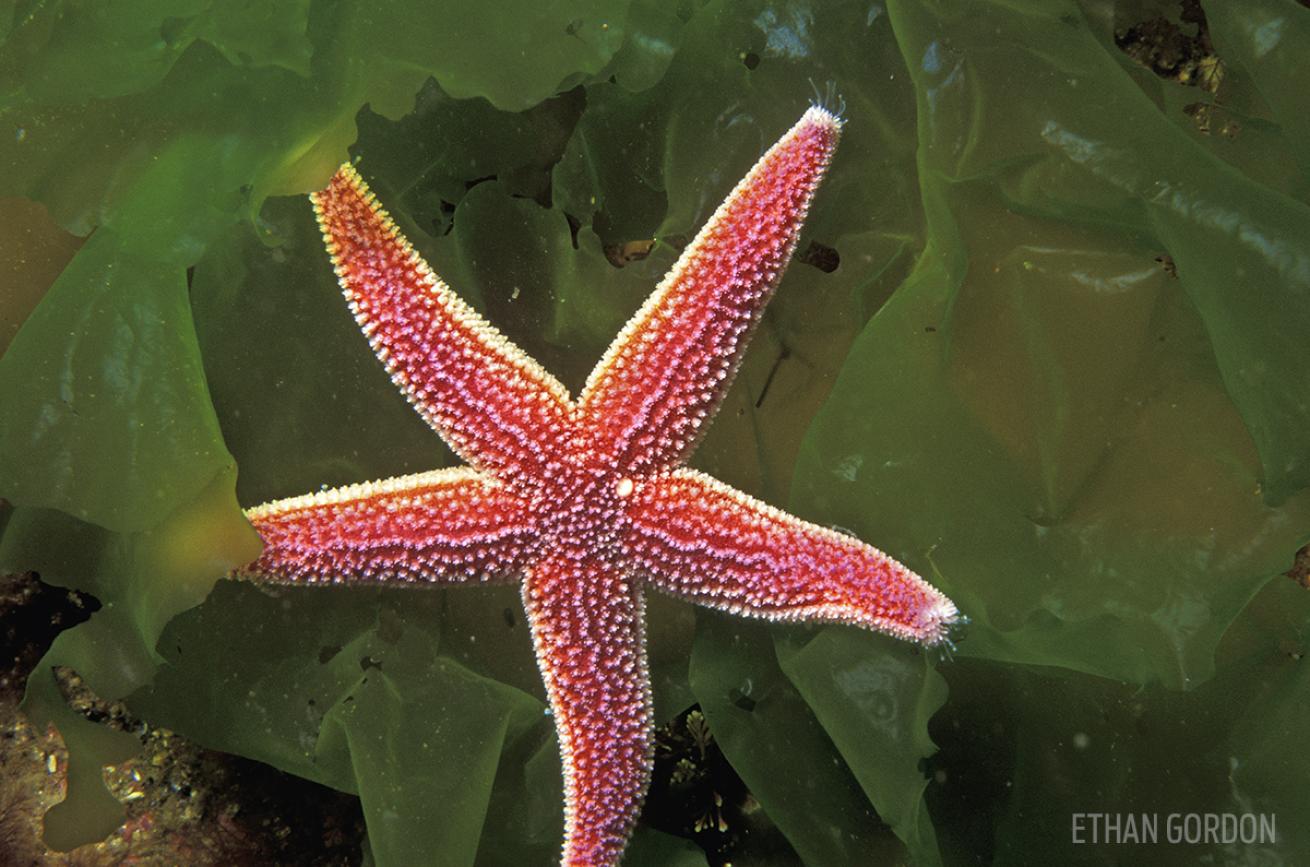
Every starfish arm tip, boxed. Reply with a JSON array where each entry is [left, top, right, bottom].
[[917, 595, 965, 647], [801, 102, 846, 132]]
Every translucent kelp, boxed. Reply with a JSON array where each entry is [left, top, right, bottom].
[[2, 0, 1307, 864]]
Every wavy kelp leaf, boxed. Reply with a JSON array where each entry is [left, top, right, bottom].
[[1227, 580, 1310, 859], [554, 0, 923, 248], [1, 19, 367, 237], [624, 827, 709, 866], [604, 0, 688, 93], [1, 473, 258, 849], [1, 0, 624, 240], [798, 197, 1310, 686], [129, 580, 547, 867], [0, 231, 228, 532], [352, 81, 584, 223], [928, 577, 1310, 864], [0, 0, 208, 101], [0, 0, 311, 101], [552, 81, 671, 243], [189, 198, 446, 509], [1206, 1, 1310, 183], [2, 509, 142, 849], [171, 0, 314, 75], [1, 16, 437, 601], [786, 0, 1310, 687], [0, 196, 82, 355], [0, 6, 387, 827], [1112, 9, 1308, 208], [883, 0, 1310, 500], [319, 657, 530, 867], [21, 627, 143, 851], [776, 631, 947, 867], [476, 714, 568, 865], [129, 581, 384, 789], [0, 509, 114, 599], [444, 180, 664, 386], [350, 0, 628, 113], [690, 616, 907, 865]]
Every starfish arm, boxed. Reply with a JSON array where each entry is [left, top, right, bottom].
[[523, 550, 653, 867], [237, 467, 534, 586], [622, 469, 960, 645], [312, 166, 572, 482], [578, 107, 842, 474]]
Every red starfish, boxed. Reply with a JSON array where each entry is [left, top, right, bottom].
[[238, 106, 960, 866]]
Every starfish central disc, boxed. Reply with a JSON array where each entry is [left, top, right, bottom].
[[237, 106, 960, 866]]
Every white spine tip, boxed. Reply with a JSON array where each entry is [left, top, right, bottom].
[[801, 104, 845, 130], [922, 597, 962, 644]]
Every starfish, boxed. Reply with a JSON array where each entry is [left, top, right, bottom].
[[237, 106, 960, 866]]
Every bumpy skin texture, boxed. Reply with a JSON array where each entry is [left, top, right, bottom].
[[236, 107, 960, 867]]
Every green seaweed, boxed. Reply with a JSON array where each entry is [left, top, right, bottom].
[[2, 0, 1308, 864]]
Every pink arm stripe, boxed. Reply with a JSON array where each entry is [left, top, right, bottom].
[[579, 108, 842, 475], [522, 550, 652, 866], [312, 166, 573, 483], [239, 468, 534, 586], [622, 469, 959, 645]]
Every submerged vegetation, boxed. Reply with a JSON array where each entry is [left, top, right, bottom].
[[2, 0, 1308, 864]]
